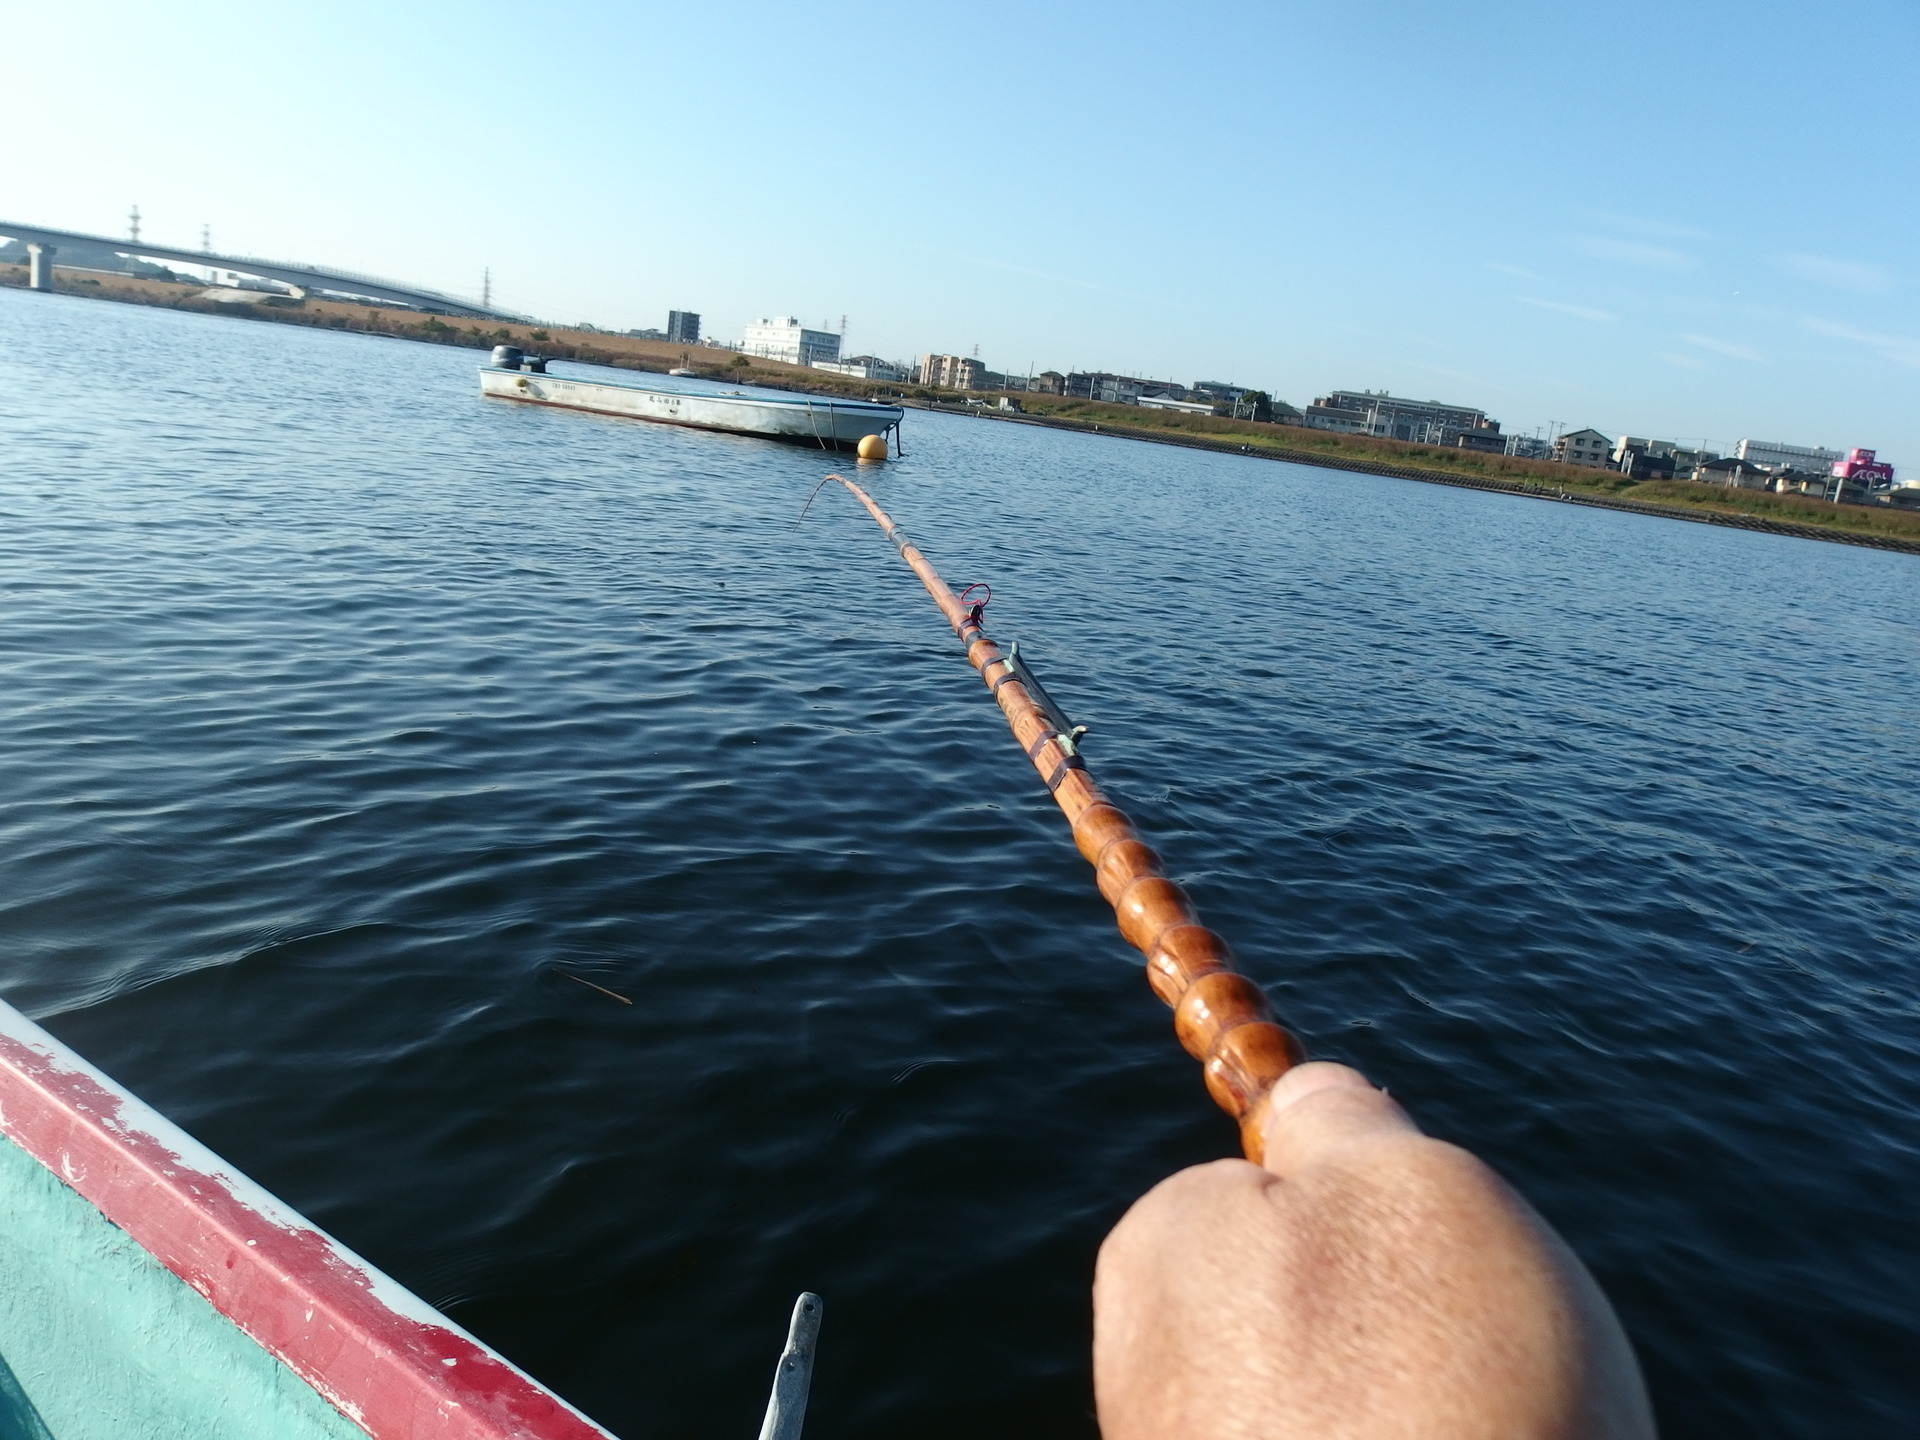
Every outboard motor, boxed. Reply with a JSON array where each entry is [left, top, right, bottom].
[[490, 344, 524, 371]]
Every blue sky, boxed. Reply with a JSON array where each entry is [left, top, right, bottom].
[[5, 0, 1915, 466]]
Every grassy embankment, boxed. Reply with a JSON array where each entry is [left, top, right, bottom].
[[9, 264, 1917, 548], [984, 394, 1920, 545]]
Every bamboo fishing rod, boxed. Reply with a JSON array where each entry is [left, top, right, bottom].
[[810, 472, 1305, 1162]]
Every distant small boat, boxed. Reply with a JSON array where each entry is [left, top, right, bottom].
[[667, 367, 697, 377], [482, 347, 901, 453], [0, 998, 615, 1439]]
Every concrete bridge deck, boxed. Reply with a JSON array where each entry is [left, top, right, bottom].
[[0, 221, 520, 320]]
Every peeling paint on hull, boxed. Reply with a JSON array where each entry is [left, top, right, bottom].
[[0, 1000, 620, 1440], [478, 366, 902, 450]]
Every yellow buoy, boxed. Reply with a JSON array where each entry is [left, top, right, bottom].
[[856, 433, 889, 462]]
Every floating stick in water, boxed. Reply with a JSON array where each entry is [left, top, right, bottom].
[[557, 970, 633, 1005], [807, 473, 1305, 1161], [756, 1292, 822, 1440]]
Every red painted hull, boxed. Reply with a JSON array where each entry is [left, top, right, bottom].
[[0, 1002, 618, 1439]]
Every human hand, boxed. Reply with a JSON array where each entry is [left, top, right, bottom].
[[1093, 1062, 1655, 1439]]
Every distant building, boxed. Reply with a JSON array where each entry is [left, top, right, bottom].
[[1832, 448, 1895, 485], [743, 317, 841, 367], [814, 355, 912, 382], [1065, 372, 1148, 404], [1189, 380, 1248, 404], [1554, 428, 1612, 467], [1768, 450, 1898, 504], [667, 310, 700, 345], [1303, 390, 1501, 446], [920, 354, 987, 389], [1505, 436, 1554, 460], [1614, 436, 1719, 470], [1615, 443, 1676, 480], [1661, 444, 1718, 471], [1692, 456, 1774, 490], [1138, 394, 1217, 415], [1735, 438, 1844, 473], [918, 354, 965, 388], [1770, 474, 1817, 497], [1774, 466, 1882, 503], [1453, 432, 1508, 455], [1032, 371, 1067, 395], [1300, 405, 1367, 435], [1189, 382, 1280, 421]]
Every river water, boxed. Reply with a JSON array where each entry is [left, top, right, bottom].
[[2, 287, 1916, 1438]]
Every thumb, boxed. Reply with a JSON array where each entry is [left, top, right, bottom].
[[1257, 1061, 1424, 1179]]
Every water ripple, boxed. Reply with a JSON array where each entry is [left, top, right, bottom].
[[1, 288, 1917, 1438]]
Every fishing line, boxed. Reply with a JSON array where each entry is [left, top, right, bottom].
[[796, 472, 1304, 1160]]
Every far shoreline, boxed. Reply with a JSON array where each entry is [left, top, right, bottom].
[[7, 265, 1916, 558], [905, 397, 1920, 557]]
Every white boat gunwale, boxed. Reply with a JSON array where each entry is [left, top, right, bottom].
[[0, 998, 616, 1440], [479, 366, 902, 412], [479, 364, 904, 451]]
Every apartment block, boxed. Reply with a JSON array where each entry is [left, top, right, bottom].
[[919, 354, 987, 389]]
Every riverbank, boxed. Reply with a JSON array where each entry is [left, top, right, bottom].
[[913, 398, 1920, 556], [0, 263, 772, 381], [9, 263, 1915, 554]]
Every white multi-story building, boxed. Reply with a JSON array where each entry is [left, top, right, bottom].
[[1734, 438, 1844, 473], [1302, 390, 1501, 446], [742, 317, 841, 367], [813, 355, 913, 382]]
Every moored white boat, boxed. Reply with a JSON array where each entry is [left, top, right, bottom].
[[480, 349, 902, 452]]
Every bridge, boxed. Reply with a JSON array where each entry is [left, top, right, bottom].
[[0, 220, 523, 320]]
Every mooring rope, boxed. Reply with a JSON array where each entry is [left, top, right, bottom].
[[807, 472, 1305, 1161]]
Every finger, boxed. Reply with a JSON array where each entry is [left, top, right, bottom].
[[1268, 1060, 1379, 1113], [1258, 1061, 1422, 1178]]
